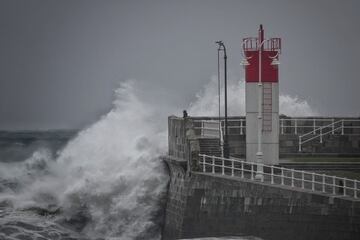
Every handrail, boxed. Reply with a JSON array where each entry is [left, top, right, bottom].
[[301, 120, 342, 139], [280, 118, 360, 135], [195, 118, 360, 138], [196, 118, 359, 152], [199, 120, 221, 137], [194, 119, 246, 137], [301, 125, 343, 145], [298, 119, 349, 152], [198, 154, 359, 199]]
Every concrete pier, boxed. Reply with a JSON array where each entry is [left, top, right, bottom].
[[162, 116, 360, 239]]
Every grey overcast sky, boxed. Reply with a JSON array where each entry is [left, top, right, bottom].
[[1, 0, 359, 130]]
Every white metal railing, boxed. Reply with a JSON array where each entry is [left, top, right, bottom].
[[280, 118, 334, 135], [199, 120, 221, 138], [280, 118, 360, 135], [194, 119, 246, 137], [194, 118, 360, 138], [298, 119, 360, 152], [243, 37, 281, 52], [199, 154, 359, 199]]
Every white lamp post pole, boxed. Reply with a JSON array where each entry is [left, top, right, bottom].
[[256, 40, 264, 180]]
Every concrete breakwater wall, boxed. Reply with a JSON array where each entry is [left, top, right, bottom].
[[162, 158, 360, 240], [164, 116, 360, 239], [168, 116, 360, 158]]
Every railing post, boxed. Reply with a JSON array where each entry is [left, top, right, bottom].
[[281, 119, 284, 134], [202, 155, 206, 172], [201, 121, 204, 136], [343, 178, 346, 196], [332, 176, 336, 195], [294, 119, 298, 135], [313, 119, 316, 134], [320, 128, 323, 143], [281, 167, 284, 185], [212, 156, 215, 174], [312, 173, 315, 191], [271, 166, 274, 184], [222, 157, 225, 175], [298, 136, 302, 152], [291, 169, 294, 187], [355, 180, 358, 199], [241, 161, 244, 178], [341, 120, 344, 135], [301, 171, 304, 189], [332, 118, 335, 134], [240, 120, 243, 135], [251, 164, 254, 180], [322, 174, 326, 193], [231, 159, 234, 177], [218, 120, 222, 141]]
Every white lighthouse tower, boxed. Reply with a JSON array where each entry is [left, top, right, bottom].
[[243, 25, 281, 166]]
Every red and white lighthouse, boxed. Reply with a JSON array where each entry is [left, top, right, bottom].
[[242, 25, 281, 166]]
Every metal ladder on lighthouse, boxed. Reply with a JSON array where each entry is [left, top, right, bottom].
[[262, 83, 272, 132]]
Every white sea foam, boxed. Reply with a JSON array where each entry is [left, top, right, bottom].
[[1, 80, 169, 239], [188, 76, 318, 117], [183, 237, 263, 240], [53, 80, 169, 239]]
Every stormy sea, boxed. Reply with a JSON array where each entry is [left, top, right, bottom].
[[0, 80, 314, 240]]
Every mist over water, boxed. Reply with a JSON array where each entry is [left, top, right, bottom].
[[0, 78, 317, 239], [188, 77, 318, 117], [54, 81, 168, 238], [0, 81, 169, 239]]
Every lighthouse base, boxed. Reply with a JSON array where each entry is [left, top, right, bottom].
[[246, 142, 279, 165]]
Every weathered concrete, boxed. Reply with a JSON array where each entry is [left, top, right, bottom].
[[246, 82, 279, 165], [169, 116, 360, 159], [162, 157, 188, 240], [162, 158, 360, 240], [165, 116, 360, 240]]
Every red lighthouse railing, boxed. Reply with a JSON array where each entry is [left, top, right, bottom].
[[243, 37, 281, 52]]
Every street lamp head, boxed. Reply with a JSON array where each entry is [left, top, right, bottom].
[[240, 59, 250, 66], [271, 58, 280, 66], [215, 41, 224, 48]]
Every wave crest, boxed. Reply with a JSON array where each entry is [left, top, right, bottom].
[[188, 77, 318, 117]]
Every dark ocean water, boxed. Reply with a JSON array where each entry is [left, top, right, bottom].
[[0, 130, 160, 239], [0, 131, 257, 240], [0, 131, 90, 239]]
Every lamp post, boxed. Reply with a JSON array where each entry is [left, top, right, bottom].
[[216, 41, 229, 158], [216, 42, 223, 157], [240, 26, 280, 180]]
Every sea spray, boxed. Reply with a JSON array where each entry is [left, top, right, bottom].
[[0, 80, 169, 239], [54, 80, 169, 239], [188, 77, 318, 117]]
